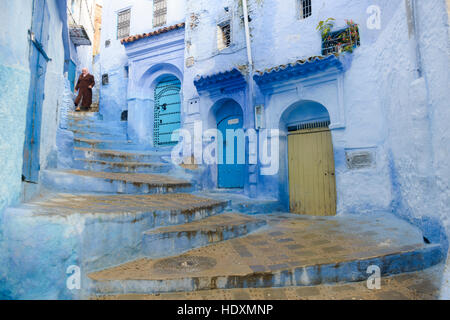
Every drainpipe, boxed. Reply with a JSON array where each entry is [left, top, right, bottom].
[[242, 0, 253, 68], [242, 0, 258, 198], [408, 0, 423, 78], [242, 0, 254, 116]]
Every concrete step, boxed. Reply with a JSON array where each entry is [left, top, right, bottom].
[[87, 213, 444, 296], [67, 111, 102, 120], [142, 213, 267, 258], [74, 147, 171, 163], [73, 158, 172, 174], [3, 192, 229, 294], [69, 123, 127, 136], [92, 263, 444, 300], [41, 169, 193, 194], [196, 191, 286, 215], [68, 120, 126, 128], [73, 137, 142, 151], [71, 129, 127, 140]]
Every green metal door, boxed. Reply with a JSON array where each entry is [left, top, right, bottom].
[[154, 75, 181, 146]]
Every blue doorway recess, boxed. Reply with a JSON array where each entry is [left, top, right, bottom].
[[22, 0, 50, 183], [154, 75, 181, 146], [217, 114, 245, 189], [68, 60, 77, 92]]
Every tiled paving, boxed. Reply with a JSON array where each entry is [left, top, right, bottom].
[[93, 263, 443, 300], [89, 213, 434, 282]]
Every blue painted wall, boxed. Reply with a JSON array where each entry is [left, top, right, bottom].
[[0, 0, 71, 299]]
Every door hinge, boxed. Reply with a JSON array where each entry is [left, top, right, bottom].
[[28, 30, 52, 62]]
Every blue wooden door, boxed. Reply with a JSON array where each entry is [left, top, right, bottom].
[[154, 75, 181, 146], [68, 60, 77, 92], [22, 0, 50, 183], [218, 115, 245, 188]]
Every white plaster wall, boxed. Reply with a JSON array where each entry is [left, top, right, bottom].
[[99, 0, 186, 120]]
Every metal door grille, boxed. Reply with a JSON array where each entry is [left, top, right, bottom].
[[154, 76, 181, 146], [288, 120, 330, 132]]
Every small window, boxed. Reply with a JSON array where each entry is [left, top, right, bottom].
[[105, 39, 111, 47], [121, 110, 128, 121], [299, 0, 312, 20], [117, 9, 131, 39], [217, 22, 231, 51], [153, 0, 167, 28], [124, 66, 129, 78], [102, 74, 109, 85]]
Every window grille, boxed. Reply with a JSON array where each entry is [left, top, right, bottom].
[[322, 26, 360, 56], [117, 9, 131, 39], [102, 74, 109, 85], [153, 0, 167, 28], [288, 120, 330, 132], [299, 0, 312, 19], [217, 22, 231, 51]]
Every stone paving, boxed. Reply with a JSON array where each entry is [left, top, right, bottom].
[[89, 213, 437, 284], [94, 263, 443, 300]]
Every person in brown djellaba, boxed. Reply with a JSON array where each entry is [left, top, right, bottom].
[[74, 68, 95, 111]]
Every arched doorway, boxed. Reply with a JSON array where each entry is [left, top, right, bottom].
[[213, 99, 245, 189], [282, 101, 336, 216], [153, 74, 181, 146]]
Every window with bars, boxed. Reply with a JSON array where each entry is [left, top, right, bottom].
[[322, 26, 360, 56], [153, 0, 167, 28], [217, 22, 231, 51], [117, 9, 131, 39], [299, 0, 312, 20], [102, 74, 109, 85]]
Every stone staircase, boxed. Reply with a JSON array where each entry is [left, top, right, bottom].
[[2, 111, 445, 300]]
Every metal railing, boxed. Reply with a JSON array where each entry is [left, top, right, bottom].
[[322, 26, 360, 56]]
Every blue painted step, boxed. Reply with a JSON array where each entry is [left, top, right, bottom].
[[142, 213, 267, 259], [73, 137, 142, 151], [68, 122, 127, 135], [41, 169, 193, 194], [71, 129, 127, 140], [73, 158, 172, 174], [74, 147, 172, 163]]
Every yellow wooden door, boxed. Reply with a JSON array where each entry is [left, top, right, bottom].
[[288, 128, 337, 216]]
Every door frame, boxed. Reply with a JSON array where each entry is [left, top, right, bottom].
[[22, 0, 50, 183]]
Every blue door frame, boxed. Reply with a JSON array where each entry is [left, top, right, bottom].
[[217, 115, 245, 189], [154, 75, 181, 146], [22, 0, 50, 183]]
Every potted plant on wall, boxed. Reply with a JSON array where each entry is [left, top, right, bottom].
[[317, 18, 360, 55]]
